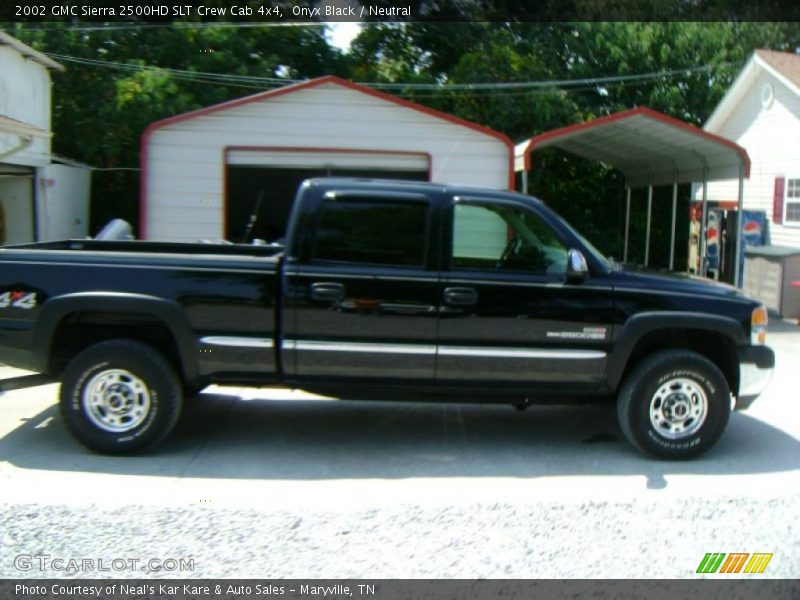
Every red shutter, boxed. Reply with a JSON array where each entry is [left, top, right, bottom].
[[773, 176, 785, 224]]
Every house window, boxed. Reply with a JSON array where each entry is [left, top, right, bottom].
[[786, 178, 800, 226]]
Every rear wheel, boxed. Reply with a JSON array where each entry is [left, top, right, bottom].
[[59, 339, 183, 454], [617, 350, 730, 459]]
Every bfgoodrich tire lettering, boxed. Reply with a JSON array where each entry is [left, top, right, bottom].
[[59, 339, 182, 454], [617, 350, 730, 459]]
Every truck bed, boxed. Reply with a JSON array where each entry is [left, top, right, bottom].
[[0, 239, 282, 382]]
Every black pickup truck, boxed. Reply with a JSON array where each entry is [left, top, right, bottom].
[[0, 178, 774, 459]]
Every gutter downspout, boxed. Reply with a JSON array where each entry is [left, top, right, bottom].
[[670, 173, 678, 271], [645, 180, 653, 266], [734, 162, 745, 288], [623, 186, 631, 263], [700, 168, 709, 277]]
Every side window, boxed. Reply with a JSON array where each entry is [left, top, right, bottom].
[[452, 202, 568, 274], [313, 198, 429, 267], [786, 178, 800, 225]]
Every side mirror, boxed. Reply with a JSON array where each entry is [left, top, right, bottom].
[[566, 249, 589, 282]]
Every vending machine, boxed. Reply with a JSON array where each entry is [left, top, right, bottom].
[[688, 204, 767, 284]]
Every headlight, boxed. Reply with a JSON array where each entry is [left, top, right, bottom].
[[751, 305, 768, 345]]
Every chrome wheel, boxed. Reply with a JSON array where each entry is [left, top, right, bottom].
[[82, 369, 151, 433], [649, 377, 708, 440]]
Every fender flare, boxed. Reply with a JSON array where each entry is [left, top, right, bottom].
[[34, 291, 198, 380], [606, 311, 746, 392]]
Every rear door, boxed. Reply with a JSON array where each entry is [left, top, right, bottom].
[[436, 195, 613, 388], [284, 188, 440, 382]]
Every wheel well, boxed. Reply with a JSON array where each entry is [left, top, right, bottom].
[[620, 328, 739, 395], [48, 311, 184, 379]]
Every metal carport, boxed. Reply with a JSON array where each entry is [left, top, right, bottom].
[[514, 107, 750, 287]]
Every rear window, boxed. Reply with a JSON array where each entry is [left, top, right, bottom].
[[313, 199, 429, 267]]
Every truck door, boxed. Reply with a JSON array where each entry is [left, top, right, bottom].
[[436, 195, 612, 388], [283, 189, 439, 382]]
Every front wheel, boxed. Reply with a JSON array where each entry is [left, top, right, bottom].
[[617, 350, 730, 459], [59, 339, 183, 454]]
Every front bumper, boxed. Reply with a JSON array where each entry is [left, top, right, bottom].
[[736, 345, 775, 410]]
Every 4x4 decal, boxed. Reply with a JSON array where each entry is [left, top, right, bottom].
[[0, 291, 37, 310]]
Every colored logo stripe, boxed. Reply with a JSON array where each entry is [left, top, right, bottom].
[[720, 553, 749, 573], [744, 553, 773, 574], [696, 553, 773, 574], [697, 553, 726, 573]]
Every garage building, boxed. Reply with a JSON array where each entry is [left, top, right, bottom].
[[141, 76, 514, 242], [0, 32, 91, 245]]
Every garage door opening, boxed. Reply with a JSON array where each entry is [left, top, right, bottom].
[[224, 148, 430, 243], [0, 165, 35, 245]]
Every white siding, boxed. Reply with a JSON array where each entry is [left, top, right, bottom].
[[0, 175, 34, 244], [0, 45, 51, 167], [37, 164, 91, 241], [145, 82, 509, 241], [702, 70, 800, 248]]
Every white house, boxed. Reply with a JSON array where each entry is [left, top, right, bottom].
[[0, 31, 91, 244], [703, 49, 800, 248], [141, 75, 513, 242]]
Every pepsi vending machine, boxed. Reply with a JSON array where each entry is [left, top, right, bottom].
[[689, 205, 767, 283]]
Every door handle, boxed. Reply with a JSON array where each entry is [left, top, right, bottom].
[[444, 287, 478, 306], [310, 282, 346, 302]]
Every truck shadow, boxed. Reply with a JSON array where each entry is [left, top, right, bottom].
[[0, 390, 798, 486]]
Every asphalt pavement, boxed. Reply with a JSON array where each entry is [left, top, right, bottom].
[[0, 320, 798, 578]]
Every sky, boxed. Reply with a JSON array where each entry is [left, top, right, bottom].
[[326, 22, 362, 51]]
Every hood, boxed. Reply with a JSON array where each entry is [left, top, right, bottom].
[[613, 264, 746, 300]]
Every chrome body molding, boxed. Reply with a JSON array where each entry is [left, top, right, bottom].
[[284, 339, 605, 360], [437, 346, 605, 360], [285, 340, 437, 355], [200, 336, 274, 349]]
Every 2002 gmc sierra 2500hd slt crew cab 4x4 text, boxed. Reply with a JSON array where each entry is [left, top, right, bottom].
[[0, 178, 774, 459]]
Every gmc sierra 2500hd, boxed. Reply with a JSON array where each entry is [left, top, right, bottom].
[[0, 178, 774, 459]]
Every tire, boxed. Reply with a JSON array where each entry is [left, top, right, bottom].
[[616, 350, 730, 460], [59, 339, 183, 454]]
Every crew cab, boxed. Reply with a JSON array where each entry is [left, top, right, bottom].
[[0, 178, 774, 458]]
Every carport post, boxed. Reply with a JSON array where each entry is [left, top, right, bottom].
[[700, 170, 708, 277], [734, 163, 745, 288], [521, 170, 528, 195], [623, 186, 631, 263], [670, 175, 678, 271], [645, 182, 653, 266]]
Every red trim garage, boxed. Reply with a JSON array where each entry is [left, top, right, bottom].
[[140, 76, 513, 242]]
